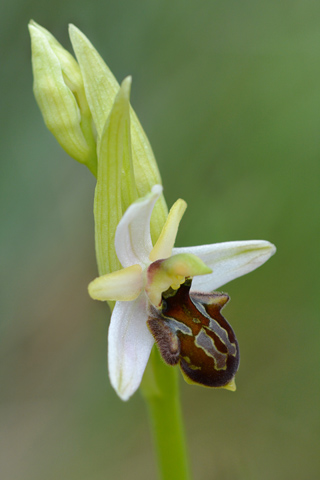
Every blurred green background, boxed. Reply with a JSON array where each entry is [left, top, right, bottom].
[[1, 1, 319, 479]]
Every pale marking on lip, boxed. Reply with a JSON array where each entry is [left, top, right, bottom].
[[192, 299, 237, 356], [194, 329, 228, 371]]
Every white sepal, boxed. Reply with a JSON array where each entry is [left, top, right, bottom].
[[115, 185, 163, 268], [108, 295, 155, 401], [173, 240, 276, 292]]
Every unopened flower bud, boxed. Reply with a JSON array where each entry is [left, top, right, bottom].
[[29, 21, 97, 175]]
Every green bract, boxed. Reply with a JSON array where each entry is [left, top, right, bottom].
[[94, 77, 136, 277]]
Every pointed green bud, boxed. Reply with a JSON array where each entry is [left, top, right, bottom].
[[68, 24, 168, 240], [28, 21, 97, 175]]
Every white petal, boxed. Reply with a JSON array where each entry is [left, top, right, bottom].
[[108, 295, 154, 400], [115, 185, 162, 267], [88, 265, 143, 301], [173, 240, 276, 292]]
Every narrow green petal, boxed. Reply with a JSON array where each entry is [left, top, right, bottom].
[[68, 24, 168, 239], [94, 78, 133, 276], [149, 198, 187, 262], [88, 265, 143, 301]]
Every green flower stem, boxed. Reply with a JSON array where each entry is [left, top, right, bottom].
[[141, 347, 192, 480]]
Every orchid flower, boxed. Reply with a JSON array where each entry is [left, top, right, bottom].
[[89, 185, 276, 401]]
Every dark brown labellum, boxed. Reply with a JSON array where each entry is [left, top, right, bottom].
[[147, 279, 240, 388]]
